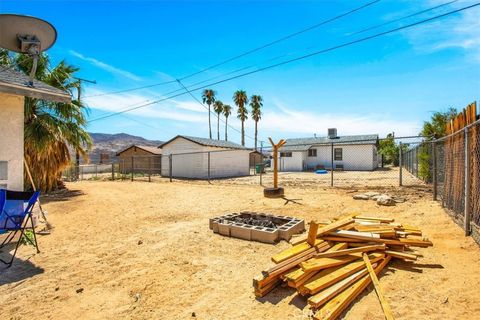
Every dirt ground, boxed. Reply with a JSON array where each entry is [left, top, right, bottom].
[[1, 179, 479, 320]]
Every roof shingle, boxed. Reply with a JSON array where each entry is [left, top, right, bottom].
[[159, 135, 248, 150]]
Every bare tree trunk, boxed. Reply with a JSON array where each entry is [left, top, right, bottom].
[[254, 120, 258, 150], [208, 103, 212, 139], [241, 121, 245, 146], [225, 117, 228, 141]]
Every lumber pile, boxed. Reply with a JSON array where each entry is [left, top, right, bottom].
[[253, 214, 433, 320]]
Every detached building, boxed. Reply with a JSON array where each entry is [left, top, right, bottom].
[[116, 145, 162, 174], [159, 135, 250, 179], [278, 129, 379, 172], [0, 69, 71, 190]]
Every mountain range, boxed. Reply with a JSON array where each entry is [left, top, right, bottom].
[[86, 132, 163, 163]]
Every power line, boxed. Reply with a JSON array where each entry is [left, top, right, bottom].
[[88, 3, 480, 123], [349, 0, 459, 35], [81, 0, 381, 98]]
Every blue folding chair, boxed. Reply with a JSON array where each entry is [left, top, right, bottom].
[[0, 190, 40, 267]]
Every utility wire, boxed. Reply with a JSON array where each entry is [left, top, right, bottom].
[[88, 3, 480, 123], [349, 0, 459, 35], [81, 0, 381, 98], [83, 0, 458, 103]]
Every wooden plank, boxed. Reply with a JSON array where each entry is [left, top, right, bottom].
[[363, 253, 395, 320], [330, 230, 381, 239], [313, 256, 391, 320], [321, 235, 433, 248], [308, 221, 320, 246], [254, 277, 282, 297], [301, 253, 384, 295], [385, 250, 417, 261], [311, 244, 385, 259], [271, 238, 324, 263], [268, 241, 330, 274], [316, 218, 355, 237], [308, 262, 377, 308], [355, 216, 394, 223], [300, 253, 363, 272]]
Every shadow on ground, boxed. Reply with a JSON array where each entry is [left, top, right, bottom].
[[0, 247, 44, 286], [40, 188, 85, 204]]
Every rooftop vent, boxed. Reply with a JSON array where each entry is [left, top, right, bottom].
[[328, 128, 338, 139]]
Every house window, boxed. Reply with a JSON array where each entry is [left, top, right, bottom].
[[334, 148, 342, 161], [280, 152, 292, 158], [0, 161, 7, 180], [308, 149, 317, 157]]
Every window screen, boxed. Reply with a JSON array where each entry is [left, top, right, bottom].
[[334, 148, 343, 161], [308, 149, 317, 157]]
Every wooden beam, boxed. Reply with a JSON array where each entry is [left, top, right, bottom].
[[313, 256, 391, 320], [302, 253, 384, 296], [310, 244, 385, 259], [271, 239, 324, 263], [384, 250, 417, 261], [308, 221, 320, 246], [363, 253, 395, 320], [300, 253, 363, 272]]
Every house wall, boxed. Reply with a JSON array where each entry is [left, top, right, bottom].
[[279, 151, 306, 171], [160, 137, 249, 178], [0, 93, 24, 191], [279, 144, 378, 172], [118, 147, 161, 173]]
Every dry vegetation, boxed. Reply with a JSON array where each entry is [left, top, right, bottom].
[[1, 179, 479, 319]]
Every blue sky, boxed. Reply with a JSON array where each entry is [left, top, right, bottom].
[[1, 0, 479, 146]]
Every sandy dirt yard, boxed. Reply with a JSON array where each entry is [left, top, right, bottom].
[[1, 180, 480, 320]]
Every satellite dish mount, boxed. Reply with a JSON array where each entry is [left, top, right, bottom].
[[0, 14, 57, 87]]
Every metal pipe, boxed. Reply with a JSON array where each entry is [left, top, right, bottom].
[[464, 127, 471, 236], [330, 143, 334, 187], [399, 142, 403, 186]]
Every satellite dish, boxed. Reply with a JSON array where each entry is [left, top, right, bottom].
[[0, 14, 58, 86]]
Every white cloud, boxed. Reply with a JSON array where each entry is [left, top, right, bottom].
[[260, 100, 421, 138], [69, 50, 142, 81], [83, 89, 207, 123], [401, 1, 480, 62]]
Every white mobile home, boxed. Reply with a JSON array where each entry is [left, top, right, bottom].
[[159, 135, 250, 179], [278, 129, 379, 172], [0, 69, 71, 191]]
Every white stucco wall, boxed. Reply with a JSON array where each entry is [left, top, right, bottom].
[[279, 144, 378, 172], [279, 151, 306, 171], [0, 92, 24, 191], [160, 137, 249, 178]]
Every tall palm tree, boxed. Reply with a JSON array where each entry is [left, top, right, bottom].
[[250, 95, 263, 150], [213, 100, 224, 140], [233, 90, 249, 146], [1, 52, 92, 192], [202, 89, 216, 139], [223, 104, 232, 141]]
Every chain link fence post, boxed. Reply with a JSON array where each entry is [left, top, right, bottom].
[[464, 127, 471, 236], [148, 156, 152, 182], [432, 140, 437, 200], [111, 163, 115, 181], [399, 142, 403, 186], [207, 152, 211, 183], [330, 142, 334, 187], [131, 156, 134, 181], [169, 154, 173, 182]]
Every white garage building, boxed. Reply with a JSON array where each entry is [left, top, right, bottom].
[[159, 135, 250, 179], [278, 129, 379, 172]]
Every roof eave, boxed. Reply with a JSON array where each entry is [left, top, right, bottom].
[[0, 82, 71, 103]]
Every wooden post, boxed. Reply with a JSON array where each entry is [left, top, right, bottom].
[[464, 127, 471, 236], [432, 141, 437, 200], [131, 156, 134, 181], [307, 221, 319, 246], [264, 138, 286, 197], [399, 142, 403, 186], [330, 143, 334, 187]]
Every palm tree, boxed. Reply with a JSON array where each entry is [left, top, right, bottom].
[[223, 104, 232, 141], [1, 52, 92, 192], [233, 90, 249, 146], [213, 100, 224, 140], [202, 89, 216, 139], [250, 95, 263, 150]]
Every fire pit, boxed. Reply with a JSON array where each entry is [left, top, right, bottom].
[[209, 212, 304, 244]]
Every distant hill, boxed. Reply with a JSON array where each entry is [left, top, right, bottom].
[[85, 132, 163, 164]]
